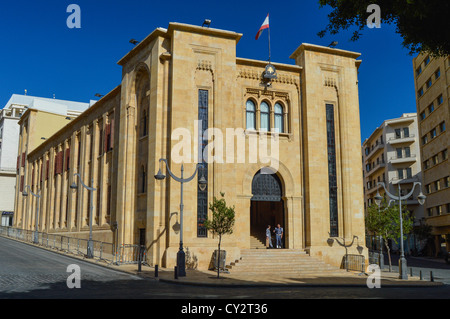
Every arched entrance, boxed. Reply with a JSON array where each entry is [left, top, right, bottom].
[[250, 170, 285, 248]]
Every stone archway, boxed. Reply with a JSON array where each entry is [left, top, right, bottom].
[[250, 170, 285, 248]]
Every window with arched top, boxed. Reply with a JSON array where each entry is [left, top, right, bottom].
[[260, 101, 270, 131], [246, 100, 256, 130], [274, 103, 284, 133]]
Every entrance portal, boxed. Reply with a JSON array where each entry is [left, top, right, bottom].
[[250, 170, 285, 248]]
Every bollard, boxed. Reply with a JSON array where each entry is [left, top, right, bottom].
[[174, 266, 178, 279], [155, 265, 159, 278], [430, 271, 434, 282], [420, 270, 423, 280], [410, 268, 413, 277], [138, 246, 142, 273]]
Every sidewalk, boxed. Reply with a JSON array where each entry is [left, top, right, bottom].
[[110, 263, 444, 288]]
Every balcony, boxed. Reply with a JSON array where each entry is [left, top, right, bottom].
[[365, 161, 386, 178], [364, 142, 385, 161], [388, 134, 415, 145], [365, 184, 384, 195], [405, 199, 420, 205], [389, 154, 417, 164], [426, 213, 450, 229], [391, 175, 419, 185], [0, 107, 24, 121]]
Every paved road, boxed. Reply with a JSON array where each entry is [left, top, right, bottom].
[[1, 236, 450, 301]]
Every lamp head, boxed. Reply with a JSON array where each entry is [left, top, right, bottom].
[[198, 175, 207, 186], [22, 191, 28, 197], [70, 182, 78, 189], [198, 175, 207, 191], [417, 192, 426, 206], [374, 190, 383, 206], [154, 168, 166, 181]]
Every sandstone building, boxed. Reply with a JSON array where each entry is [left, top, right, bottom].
[[413, 54, 449, 256], [14, 22, 366, 270]]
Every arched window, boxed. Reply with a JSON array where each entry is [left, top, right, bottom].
[[246, 100, 256, 130], [260, 101, 270, 131], [274, 103, 284, 133]]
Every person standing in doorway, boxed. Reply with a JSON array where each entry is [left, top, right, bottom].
[[274, 224, 283, 248], [266, 225, 273, 249]]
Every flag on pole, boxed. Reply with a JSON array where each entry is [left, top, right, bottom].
[[255, 14, 270, 40]]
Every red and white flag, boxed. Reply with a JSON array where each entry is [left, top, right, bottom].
[[255, 14, 269, 40]]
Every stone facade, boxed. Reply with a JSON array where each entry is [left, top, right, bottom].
[[413, 53, 449, 255], [15, 23, 366, 270]]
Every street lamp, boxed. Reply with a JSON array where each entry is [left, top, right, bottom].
[[376, 182, 426, 279], [154, 159, 207, 277], [70, 173, 96, 259], [22, 185, 41, 244]]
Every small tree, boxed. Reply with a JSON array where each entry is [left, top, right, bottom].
[[204, 192, 235, 278], [366, 199, 413, 271]]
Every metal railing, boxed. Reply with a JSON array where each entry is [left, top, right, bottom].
[[388, 133, 415, 141], [341, 254, 366, 274], [0, 226, 147, 266]]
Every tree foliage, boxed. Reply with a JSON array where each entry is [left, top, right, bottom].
[[365, 198, 414, 269], [318, 0, 450, 56], [204, 192, 235, 278]]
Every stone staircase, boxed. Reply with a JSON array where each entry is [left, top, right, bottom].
[[250, 234, 266, 249], [226, 249, 344, 275]]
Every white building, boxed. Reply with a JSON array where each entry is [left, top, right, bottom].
[[362, 113, 425, 254], [0, 94, 92, 226]]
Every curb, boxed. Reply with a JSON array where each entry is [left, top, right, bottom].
[[157, 277, 444, 288]]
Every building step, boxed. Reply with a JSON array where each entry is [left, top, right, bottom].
[[250, 234, 266, 249], [226, 249, 341, 275]]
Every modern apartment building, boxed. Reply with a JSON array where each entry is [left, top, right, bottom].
[[362, 113, 424, 253], [413, 54, 449, 256], [0, 94, 91, 226]]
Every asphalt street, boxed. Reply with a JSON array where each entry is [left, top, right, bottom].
[[1, 236, 450, 302]]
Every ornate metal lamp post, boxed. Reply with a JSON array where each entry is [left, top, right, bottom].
[[154, 159, 207, 277], [374, 182, 426, 279], [22, 185, 41, 244], [70, 173, 96, 259]]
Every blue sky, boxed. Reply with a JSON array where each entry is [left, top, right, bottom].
[[0, 0, 418, 141]]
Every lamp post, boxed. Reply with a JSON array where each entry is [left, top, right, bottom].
[[154, 159, 207, 277], [374, 182, 426, 279], [70, 173, 96, 259], [22, 185, 41, 244]]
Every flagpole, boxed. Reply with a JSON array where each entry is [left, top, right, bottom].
[[268, 15, 271, 63]]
